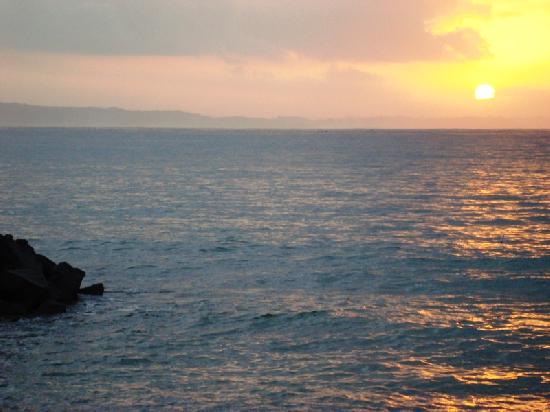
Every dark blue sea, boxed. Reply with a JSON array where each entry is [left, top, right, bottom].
[[0, 128, 549, 410]]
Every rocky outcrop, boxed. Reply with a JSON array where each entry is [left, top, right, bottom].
[[79, 283, 105, 295], [0, 234, 104, 317]]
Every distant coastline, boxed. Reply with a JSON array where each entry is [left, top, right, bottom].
[[1, 102, 549, 129]]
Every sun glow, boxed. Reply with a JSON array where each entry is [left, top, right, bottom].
[[475, 84, 495, 100]]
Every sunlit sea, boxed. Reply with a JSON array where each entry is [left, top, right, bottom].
[[0, 128, 549, 410]]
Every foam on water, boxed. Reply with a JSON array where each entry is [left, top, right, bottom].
[[0, 128, 549, 409]]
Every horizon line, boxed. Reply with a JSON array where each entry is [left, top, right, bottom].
[[2, 100, 549, 122], [2, 101, 550, 130]]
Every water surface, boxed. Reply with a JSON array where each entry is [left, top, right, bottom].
[[0, 128, 548, 410]]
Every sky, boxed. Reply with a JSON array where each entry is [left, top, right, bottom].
[[1, 0, 549, 120]]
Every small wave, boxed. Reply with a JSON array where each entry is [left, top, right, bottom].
[[472, 194, 525, 201], [315, 271, 367, 287], [253, 310, 328, 323], [126, 264, 157, 270], [199, 246, 234, 253], [59, 246, 84, 251], [222, 236, 249, 244], [527, 215, 550, 223], [42, 371, 80, 377], [117, 357, 153, 366], [112, 246, 132, 251], [476, 218, 524, 226], [320, 190, 347, 198]]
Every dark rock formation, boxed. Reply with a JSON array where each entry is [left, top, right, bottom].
[[79, 283, 104, 295], [0, 234, 103, 318]]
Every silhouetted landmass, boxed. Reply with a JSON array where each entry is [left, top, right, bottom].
[[0, 234, 104, 318], [1, 102, 548, 129], [0, 102, 311, 128]]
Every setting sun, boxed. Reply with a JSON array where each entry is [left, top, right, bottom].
[[1, 1, 550, 411], [475, 84, 496, 100]]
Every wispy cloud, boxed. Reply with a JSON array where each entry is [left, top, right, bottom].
[[0, 0, 490, 61]]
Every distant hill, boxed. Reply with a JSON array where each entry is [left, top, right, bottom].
[[1, 102, 548, 129], [0, 102, 311, 128]]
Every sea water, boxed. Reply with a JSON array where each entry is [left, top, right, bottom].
[[0, 128, 548, 410]]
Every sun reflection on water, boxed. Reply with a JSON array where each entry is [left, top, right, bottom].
[[435, 165, 549, 258], [425, 394, 549, 411], [331, 291, 550, 410]]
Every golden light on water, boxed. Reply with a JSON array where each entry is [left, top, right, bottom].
[[475, 84, 495, 100]]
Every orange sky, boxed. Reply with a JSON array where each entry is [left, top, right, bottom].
[[1, 0, 549, 119]]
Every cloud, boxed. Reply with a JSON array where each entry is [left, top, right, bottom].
[[436, 28, 490, 59], [0, 0, 490, 62]]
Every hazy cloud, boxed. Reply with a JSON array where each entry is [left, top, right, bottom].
[[0, 51, 419, 117], [0, 0, 490, 61]]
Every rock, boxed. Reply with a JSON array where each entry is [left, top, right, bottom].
[[0, 300, 29, 317], [35, 299, 67, 315], [0, 235, 50, 315], [7, 267, 48, 289], [0, 234, 102, 318], [48, 261, 85, 303], [79, 283, 104, 295], [35, 253, 57, 280]]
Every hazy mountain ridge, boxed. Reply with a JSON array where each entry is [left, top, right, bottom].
[[1, 102, 548, 129]]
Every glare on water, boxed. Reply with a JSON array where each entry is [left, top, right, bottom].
[[0, 128, 548, 410]]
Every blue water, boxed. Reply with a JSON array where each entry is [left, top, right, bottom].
[[0, 128, 549, 410]]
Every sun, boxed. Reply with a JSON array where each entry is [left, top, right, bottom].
[[475, 84, 495, 100]]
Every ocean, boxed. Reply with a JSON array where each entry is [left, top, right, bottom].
[[0, 128, 548, 410]]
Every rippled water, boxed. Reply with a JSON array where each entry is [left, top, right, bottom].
[[0, 128, 549, 410]]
